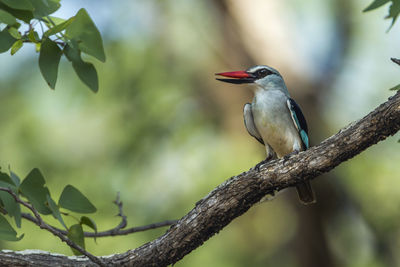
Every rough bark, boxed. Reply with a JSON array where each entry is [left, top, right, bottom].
[[1, 91, 399, 266]]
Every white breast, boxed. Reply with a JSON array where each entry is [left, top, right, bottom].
[[251, 89, 302, 157]]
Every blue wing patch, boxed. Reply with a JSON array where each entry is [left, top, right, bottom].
[[299, 130, 309, 149], [286, 98, 309, 149]]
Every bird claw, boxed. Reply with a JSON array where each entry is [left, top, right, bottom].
[[255, 161, 264, 172], [255, 154, 274, 171], [283, 150, 300, 163]]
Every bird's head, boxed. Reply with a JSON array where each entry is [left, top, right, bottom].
[[216, 65, 284, 90]]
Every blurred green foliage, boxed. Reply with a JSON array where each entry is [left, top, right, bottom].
[[0, 0, 399, 267]]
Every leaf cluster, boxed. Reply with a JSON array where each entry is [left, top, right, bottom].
[[0, 0, 105, 92], [0, 168, 97, 255], [364, 0, 400, 30]]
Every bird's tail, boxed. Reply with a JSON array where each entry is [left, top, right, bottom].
[[296, 180, 316, 205]]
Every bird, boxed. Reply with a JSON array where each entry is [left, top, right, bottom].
[[215, 65, 315, 205]]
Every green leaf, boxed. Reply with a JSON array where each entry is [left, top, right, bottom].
[[63, 42, 80, 61], [27, 29, 38, 43], [389, 83, 400, 90], [0, 3, 33, 23], [65, 8, 106, 62], [0, 171, 17, 187], [0, 191, 21, 228], [0, 28, 17, 53], [9, 170, 21, 187], [0, 171, 20, 227], [386, 1, 400, 29], [80, 215, 97, 242], [80, 216, 97, 233], [10, 39, 23, 55], [30, 0, 61, 18], [35, 42, 41, 52], [67, 224, 85, 255], [59, 185, 96, 214], [64, 44, 99, 92], [72, 57, 99, 93], [44, 16, 75, 37], [364, 0, 391, 12], [46, 194, 66, 229], [39, 38, 62, 89], [0, 9, 17, 25], [44, 16, 66, 26], [0, 214, 23, 241], [19, 168, 51, 215], [0, 0, 34, 11], [0, 181, 15, 190], [8, 27, 21, 39]]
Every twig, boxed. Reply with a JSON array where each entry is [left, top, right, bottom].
[[112, 192, 127, 230], [20, 212, 176, 237], [45, 16, 68, 43], [0, 187, 107, 267], [103, 220, 178, 236], [14, 194, 177, 238], [391, 57, 400, 66]]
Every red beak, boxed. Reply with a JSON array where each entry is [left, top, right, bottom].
[[215, 70, 255, 84], [215, 71, 250, 78]]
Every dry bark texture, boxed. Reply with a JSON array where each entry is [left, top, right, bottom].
[[1, 91, 399, 266]]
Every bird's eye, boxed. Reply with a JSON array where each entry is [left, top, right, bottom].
[[257, 69, 268, 77]]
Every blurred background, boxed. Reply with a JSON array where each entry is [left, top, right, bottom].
[[1, 0, 400, 266]]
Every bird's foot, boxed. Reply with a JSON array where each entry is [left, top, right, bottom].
[[283, 150, 300, 163], [255, 154, 274, 172], [255, 161, 264, 172]]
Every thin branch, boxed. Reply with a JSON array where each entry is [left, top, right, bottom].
[[100, 220, 178, 236], [391, 57, 400, 66], [45, 16, 57, 27], [79, 193, 177, 237], [112, 192, 127, 229], [19, 211, 177, 237], [0, 187, 107, 267], [21, 212, 177, 237], [45, 16, 68, 43], [10, 194, 177, 238]]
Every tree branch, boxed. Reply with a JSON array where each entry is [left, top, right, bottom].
[[12, 194, 177, 238], [1, 91, 399, 266]]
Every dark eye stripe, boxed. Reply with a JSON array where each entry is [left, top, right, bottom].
[[256, 68, 273, 78]]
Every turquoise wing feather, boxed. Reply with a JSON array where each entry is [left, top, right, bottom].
[[287, 98, 309, 149]]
